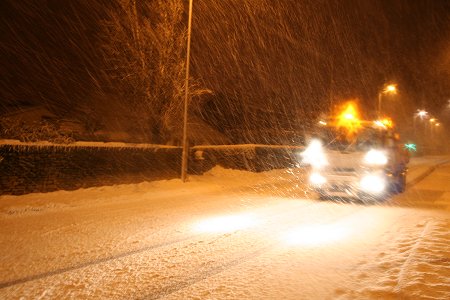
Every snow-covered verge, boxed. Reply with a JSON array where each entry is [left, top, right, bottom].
[[0, 139, 179, 149], [406, 156, 449, 187], [0, 157, 448, 299], [0, 139, 304, 150], [0, 140, 303, 195]]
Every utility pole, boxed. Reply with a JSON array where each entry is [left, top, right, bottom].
[[181, 0, 193, 182]]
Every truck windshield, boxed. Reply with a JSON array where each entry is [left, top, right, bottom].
[[313, 126, 382, 152]]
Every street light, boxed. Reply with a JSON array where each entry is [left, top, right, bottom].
[[181, 0, 194, 182], [378, 84, 397, 117], [385, 84, 396, 93], [416, 109, 428, 118], [413, 109, 429, 137]]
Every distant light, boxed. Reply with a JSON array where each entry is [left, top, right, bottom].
[[318, 120, 327, 126], [381, 118, 393, 127], [416, 110, 428, 118], [435, 123, 440, 127], [385, 84, 397, 93], [374, 118, 393, 128], [194, 214, 257, 233], [404, 143, 417, 152], [429, 118, 436, 123], [374, 120, 385, 128]]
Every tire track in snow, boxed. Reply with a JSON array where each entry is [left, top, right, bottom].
[[0, 199, 368, 298], [393, 219, 433, 293], [0, 197, 319, 290], [1, 161, 439, 293], [0, 173, 298, 289], [141, 204, 373, 299], [2, 163, 408, 297], [144, 246, 271, 300], [343, 162, 450, 299], [0, 234, 199, 290], [347, 218, 450, 299]]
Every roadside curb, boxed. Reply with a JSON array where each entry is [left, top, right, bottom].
[[406, 159, 450, 188]]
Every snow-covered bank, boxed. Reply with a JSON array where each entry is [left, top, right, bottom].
[[406, 156, 450, 188], [0, 139, 179, 149], [0, 157, 449, 299]]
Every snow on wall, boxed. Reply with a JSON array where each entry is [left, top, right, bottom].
[[0, 143, 182, 195], [0, 141, 303, 195], [190, 146, 302, 174]]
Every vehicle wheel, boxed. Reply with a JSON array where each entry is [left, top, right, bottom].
[[397, 172, 406, 193], [316, 189, 328, 200], [391, 172, 406, 194], [318, 193, 328, 200]]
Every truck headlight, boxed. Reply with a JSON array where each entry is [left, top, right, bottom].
[[302, 139, 328, 169], [360, 174, 385, 194], [364, 149, 387, 166], [310, 172, 326, 186]]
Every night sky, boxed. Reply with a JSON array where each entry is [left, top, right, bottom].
[[1, 0, 449, 134]]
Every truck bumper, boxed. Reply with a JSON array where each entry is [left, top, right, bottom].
[[310, 171, 388, 199]]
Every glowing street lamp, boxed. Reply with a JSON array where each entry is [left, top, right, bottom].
[[385, 84, 396, 93], [413, 109, 429, 136], [378, 84, 397, 117], [416, 109, 428, 119]]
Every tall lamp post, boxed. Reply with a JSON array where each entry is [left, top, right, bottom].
[[378, 84, 397, 118], [181, 0, 194, 182]]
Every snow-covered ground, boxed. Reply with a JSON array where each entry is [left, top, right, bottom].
[[0, 156, 449, 299]]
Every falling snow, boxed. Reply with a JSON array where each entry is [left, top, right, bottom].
[[1, 1, 450, 298], [0, 157, 449, 299]]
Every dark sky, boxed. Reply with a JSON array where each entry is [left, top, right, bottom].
[[1, 0, 449, 126], [190, 0, 450, 122]]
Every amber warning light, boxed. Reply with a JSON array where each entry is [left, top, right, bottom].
[[336, 102, 362, 136]]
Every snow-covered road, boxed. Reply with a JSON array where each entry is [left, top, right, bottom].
[[0, 157, 449, 299]]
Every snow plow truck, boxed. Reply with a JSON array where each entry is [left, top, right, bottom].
[[302, 103, 409, 200]]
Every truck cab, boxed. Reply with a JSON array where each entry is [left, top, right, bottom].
[[302, 119, 409, 200]]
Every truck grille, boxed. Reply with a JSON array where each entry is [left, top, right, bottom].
[[332, 167, 356, 173], [330, 183, 353, 191]]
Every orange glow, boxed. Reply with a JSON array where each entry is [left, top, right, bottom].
[[384, 84, 397, 93], [373, 120, 384, 128], [374, 118, 393, 128], [336, 102, 361, 137], [382, 118, 393, 128], [380, 118, 393, 128]]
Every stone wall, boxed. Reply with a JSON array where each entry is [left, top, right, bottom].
[[0, 144, 181, 195], [190, 146, 302, 174], [0, 143, 302, 195]]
